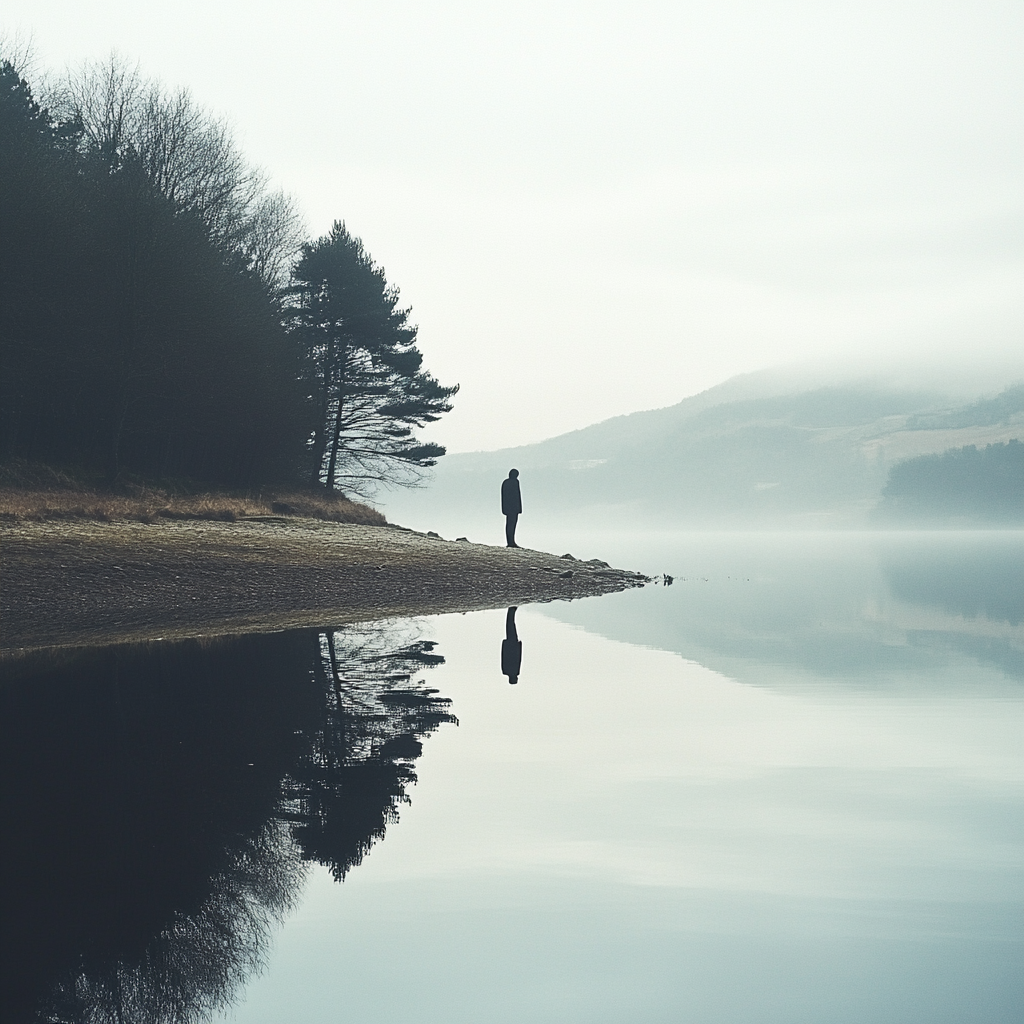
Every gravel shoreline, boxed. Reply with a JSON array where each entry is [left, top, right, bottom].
[[0, 518, 649, 653]]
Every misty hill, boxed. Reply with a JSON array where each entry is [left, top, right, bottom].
[[906, 385, 1024, 431], [876, 440, 1024, 526], [381, 370, 1024, 531]]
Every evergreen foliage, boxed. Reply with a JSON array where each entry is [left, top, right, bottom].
[[879, 440, 1024, 524], [0, 58, 455, 492], [290, 222, 458, 492]]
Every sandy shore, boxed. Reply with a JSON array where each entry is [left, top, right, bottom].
[[0, 517, 649, 653]]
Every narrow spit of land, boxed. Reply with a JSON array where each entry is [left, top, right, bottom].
[[0, 518, 649, 653]]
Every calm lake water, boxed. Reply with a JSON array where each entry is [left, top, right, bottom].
[[3, 532, 1022, 1024]]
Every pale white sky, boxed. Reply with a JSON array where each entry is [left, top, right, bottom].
[[4, 1, 1022, 451]]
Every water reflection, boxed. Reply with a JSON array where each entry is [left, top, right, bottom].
[[883, 536, 1024, 626], [0, 624, 454, 1024], [217, 584, 1023, 1024], [541, 532, 1024, 688], [501, 607, 522, 684]]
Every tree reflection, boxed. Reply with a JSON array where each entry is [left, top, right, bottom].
[[883, 539, 1024, 627], [287, 627, 453, 881], [0, 623, 453, 1024]]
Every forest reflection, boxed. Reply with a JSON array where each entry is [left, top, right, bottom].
[[882, 537, 1024, 627], [0, 623, 454, 1024]]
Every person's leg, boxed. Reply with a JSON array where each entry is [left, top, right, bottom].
[[505, 513, 519, 547]]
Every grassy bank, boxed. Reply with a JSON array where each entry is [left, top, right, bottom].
[[0, 460, 385, 526]]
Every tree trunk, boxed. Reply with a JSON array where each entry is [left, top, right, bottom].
[[324, 345, 347, 491], [324, 391, 345, 491], [308, 330, 335, 487]]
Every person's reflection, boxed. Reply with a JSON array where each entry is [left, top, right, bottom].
[[501, 606, 522, 684]]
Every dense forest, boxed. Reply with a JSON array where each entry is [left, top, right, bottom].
[[0, 56, 456, 493], [876, 440, 1024, 525]]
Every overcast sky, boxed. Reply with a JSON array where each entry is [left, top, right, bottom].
[[4, 1, 1022, 451]]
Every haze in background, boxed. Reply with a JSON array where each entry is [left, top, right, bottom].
[[379, 366, 1024, 535], [4, 0, 1021, 452]]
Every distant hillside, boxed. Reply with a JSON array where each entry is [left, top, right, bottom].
[[875, 440, 1024, 526], [380, 371, 1024, 532], [906, 384, 1024, 431]]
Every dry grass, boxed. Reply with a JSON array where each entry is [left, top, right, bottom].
[[0, 461, 386, 526]]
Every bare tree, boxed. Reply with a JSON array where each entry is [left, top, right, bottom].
[[0, 30, 38, 79], [47, 55, 303, 290]]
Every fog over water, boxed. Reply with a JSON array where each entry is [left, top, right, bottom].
[[4, 0, 1021, 451]]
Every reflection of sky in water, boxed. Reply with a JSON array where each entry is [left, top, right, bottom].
[[225, 535, 1023, 1024], [539, 530, 1024, 686]]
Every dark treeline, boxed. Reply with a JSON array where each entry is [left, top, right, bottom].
[[0, 57, 455, 492], [877, 439, 1024, 525], [0, 624, 454, 1023], [906, 383, 1024, 431]]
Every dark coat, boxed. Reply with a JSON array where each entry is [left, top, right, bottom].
[[501, 477, 522, 515], [501, 638, 522, 676]]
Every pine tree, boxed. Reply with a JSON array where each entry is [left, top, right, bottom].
[[290, 222, 458, 493]]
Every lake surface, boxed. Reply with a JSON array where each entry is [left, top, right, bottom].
[[3, 533, 1021, 1023]]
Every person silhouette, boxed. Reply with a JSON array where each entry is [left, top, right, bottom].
[[501, 469, 522, 548], [501, 606, 522, 684]]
